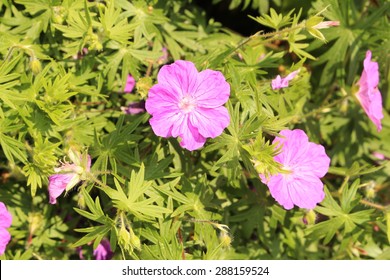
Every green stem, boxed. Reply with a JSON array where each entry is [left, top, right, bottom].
[[359, 199, 386, 211]]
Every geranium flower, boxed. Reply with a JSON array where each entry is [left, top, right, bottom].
[[124, 75, 135, 93], [260, 129, 330, 210], [356, 50, 383, 132], [48, 150, 91, 204], [0, 202, 12, 255], [93, 239, 113, 260], [271, 70, 299, 90], [145, 60, 230, 151]]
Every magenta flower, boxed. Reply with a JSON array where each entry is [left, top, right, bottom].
[[93, 239, 113, 260], [145, 60, 230, 151], [124, 75, 135, 93], [260, 129, 330, 210], [121, 101, 145, 115], [48, 150, 91, 204], [271, 70, 299, 90], [356, 50, 383, 132], [0, 202, 12, 255]]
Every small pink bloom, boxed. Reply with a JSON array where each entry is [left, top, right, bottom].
[[271, 70, 299, 90], [93, 239, 113, 260], [124, 75, 135, 93], [145, 60, 230, 151], [260, 129, 330, 210], [157, 47, 169, 65], [356, 50, 383, 132], [121, 101, 145, 115], [48, 152, 91, 204], [313, 21, 340, 29], [0, 202, 12, 255]]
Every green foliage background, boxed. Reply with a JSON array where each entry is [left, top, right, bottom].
[[0, 0, 389, 260]]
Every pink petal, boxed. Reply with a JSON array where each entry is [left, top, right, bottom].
[[93, 239, 113, 260], [145, 85, 181, 115], [48, 173, 76, 204], [192, 69, 230, 108], [171, 114, 206, 151], [271, 75, 283, 90], [356, 50, 383, 132], [0, 228, 11, 255], [190, 106, 230, 138], [0, 202, 12, 228], [149, 110, 183, 138], [156, 60, 199, 99], [266, 174, 295, 210], [124, 75, 135, 93], [357, 87, 383, 132], [287, 175, 325, 209]]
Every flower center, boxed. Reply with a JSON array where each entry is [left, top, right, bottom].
[[179, 94, 197, 113]]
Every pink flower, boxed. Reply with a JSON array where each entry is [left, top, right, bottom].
[[0, 202, 12, 255], [145, 60, 230, 151], [260, 129, 330, 210], [124, 75, 135, 93], [271, 70, 299, 90], [121, 101, 145, 115], [356, 50, 383, 132], [93, 239, 113, 260], [313, 21, 340, 29], [48, 150, 91, 204]]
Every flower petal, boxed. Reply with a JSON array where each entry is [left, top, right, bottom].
[[287, 174, 325, 209], [0, 227, 11, 255], [266, 174, 295, 210], [149, 110, 182, 138], [0, 202, 12, 229], [357, 87, 383, 132], [146, 84, 182, 115], [171, 114, 206, 151], [192, 69, 230, 108], [156, 60, 199, 99], [48, 173, 77, 204], [190, 106, 230, 138]]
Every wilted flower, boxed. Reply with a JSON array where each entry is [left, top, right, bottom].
[[260, 129, 330, 210], [0, 202, 12, 255], [93, 239, 113, 260], [48, 150, 91, 204], [271, 70, 299, 90], [145, 60, 230, 151], [124, 75, 136, 93], [356, 50, 383, 132]]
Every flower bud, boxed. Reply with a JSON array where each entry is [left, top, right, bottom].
[[219, 232, 232, 248], [118, 227, 131, 252], [28, 212, 43, 236], [303, 209, 317, 225], [30, 59, 42, 75]]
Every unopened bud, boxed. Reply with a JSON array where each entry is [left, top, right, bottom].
[[30, 59, 42, 75], [219, 232, 232, 248], [303, 209, 317, 225], [28, 212, 44, 236]]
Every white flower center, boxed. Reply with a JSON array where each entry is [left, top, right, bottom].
[[179, 94, 197, 113]]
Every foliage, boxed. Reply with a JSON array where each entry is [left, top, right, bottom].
[[0, 0, 389, 260]]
